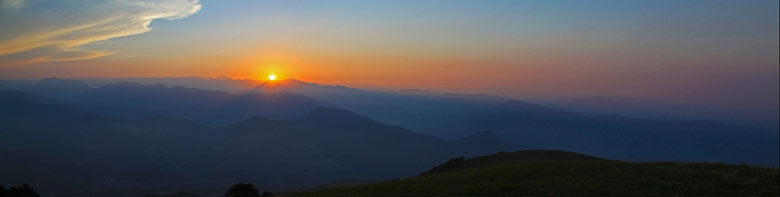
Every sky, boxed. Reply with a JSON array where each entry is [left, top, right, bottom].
[[0, 0, 778, 113]]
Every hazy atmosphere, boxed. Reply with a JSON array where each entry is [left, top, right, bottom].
[[2, 0, 778, 130], [1, 0, 778, 196]]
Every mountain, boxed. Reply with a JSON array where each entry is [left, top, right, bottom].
[[80, 76, 260, 94], [215, 107, 522, 189], [423, 100, 780, 166], [0, 90, 53, 104], [254, 79, 362, 95], [0, 90, 85, 126], [0, 91, 522, 196], [215, 107, 448, 190], [551, 96, 780, 131], [77, 82, 329, 126], [3, 77, 776, 131], [285, 150, 780, 197], [30, 78, 92, 101], [253, 79, 511, 130], [0, 78, 91, 101]]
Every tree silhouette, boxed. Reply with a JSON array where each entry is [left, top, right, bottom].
[[225, 183, 259, 197], [2, 184, 39, 197], [261, 191, 274, 197]]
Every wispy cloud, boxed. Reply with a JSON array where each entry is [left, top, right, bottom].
[[0, 0, 202, 66]]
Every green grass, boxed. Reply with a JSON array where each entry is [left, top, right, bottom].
[[284, 150, 779, 197]]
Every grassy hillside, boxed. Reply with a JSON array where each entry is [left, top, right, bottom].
[[284, 150, 779, 196]]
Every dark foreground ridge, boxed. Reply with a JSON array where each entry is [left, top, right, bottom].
[[284, 150, 780, 197]]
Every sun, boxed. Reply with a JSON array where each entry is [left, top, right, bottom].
[[268, 74, 277, 81]]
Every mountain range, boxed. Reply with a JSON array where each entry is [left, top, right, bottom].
[[422, 100, 779, 166], [1, 77, 778, 195], [0, 90, 520, 196]]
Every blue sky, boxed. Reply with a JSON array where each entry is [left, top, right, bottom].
[[0, 0, 778, 117]]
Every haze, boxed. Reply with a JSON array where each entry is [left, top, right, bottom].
[[2, 1, 779, 195], [2, 0, 777, 108]]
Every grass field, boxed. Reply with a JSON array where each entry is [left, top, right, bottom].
[[284, 150, 780, 196]]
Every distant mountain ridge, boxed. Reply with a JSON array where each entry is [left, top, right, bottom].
[[2, 77, 778, 196], [2, 76, 776, 131], [2, 78, 776, 167], [252, 78, 512, 130], [424, 99, 779, 166], [1, 77, 513, 130], [0, 91, 522, 196], [76, 82, 329, 126]]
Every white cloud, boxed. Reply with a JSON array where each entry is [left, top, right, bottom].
[[0, 0, 202, 65]]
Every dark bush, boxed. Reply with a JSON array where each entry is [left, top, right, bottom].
[[225, 183, 259, 197], [2, 184, 39, 197]]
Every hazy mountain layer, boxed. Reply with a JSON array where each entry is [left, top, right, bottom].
[[0, 90, 521, 196], [424, 100, 779, 166]]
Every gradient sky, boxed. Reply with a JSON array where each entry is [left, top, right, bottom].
[[0, 0, 778, 112]]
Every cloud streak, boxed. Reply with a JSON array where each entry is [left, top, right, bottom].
[[0, 0, 201, 65]]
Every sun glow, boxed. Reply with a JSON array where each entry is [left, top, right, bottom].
[[268, 74, 277, 81]]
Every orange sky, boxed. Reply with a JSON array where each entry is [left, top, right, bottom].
[[0, 0, 778, 112]]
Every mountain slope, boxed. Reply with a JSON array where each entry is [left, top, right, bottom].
[[216, 107, 523, 189], [1, 91, 523, 195], [0, 91, 219, 196], [285, 150, 780, 197], [0, 78, 91, 101], [424, 100, 780, 166]]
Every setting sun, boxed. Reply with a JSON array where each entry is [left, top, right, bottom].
[[0, 1, 777, 195]]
